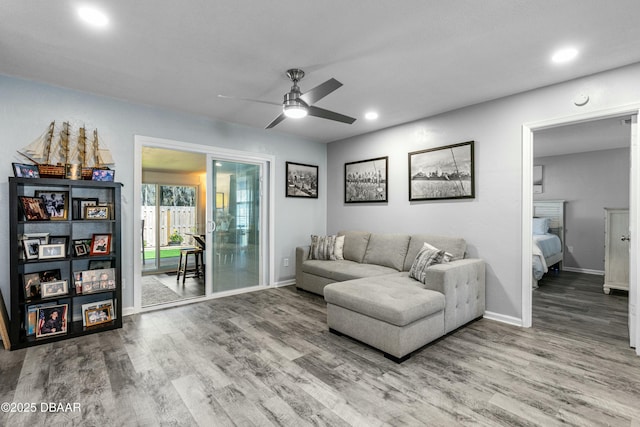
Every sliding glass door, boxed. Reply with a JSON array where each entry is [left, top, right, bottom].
[[207, 158, 263, 292]]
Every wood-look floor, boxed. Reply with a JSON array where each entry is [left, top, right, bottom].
[[1, 272, 638, 426]]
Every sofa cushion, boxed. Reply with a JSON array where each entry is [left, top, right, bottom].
[[334, 235, 345, 260], [338, 231, 371, 263], [408, 242, 444, 283], [302, 259, 398, 283], [403, 234, 467, 271], [363, 233, 410, 271], [310, 235, 337, 260], [324, 276, 445, 327]]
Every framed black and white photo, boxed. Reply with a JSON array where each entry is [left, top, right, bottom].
[[408, 141, 475, 201], [286, 161, 318, 198], [35, 191, 69, 220], [344, 156, 388, 203], [23, 238, 41, 260]]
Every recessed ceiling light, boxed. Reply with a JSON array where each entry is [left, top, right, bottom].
[[551, 47, 578, 64], [77, 6, 109, 28], [365, 111, 379, 120]]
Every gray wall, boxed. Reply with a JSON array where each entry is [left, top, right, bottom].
[[327, 62, 640, 322], [534, 148, 630, 272], [0, 75, 327, 313]]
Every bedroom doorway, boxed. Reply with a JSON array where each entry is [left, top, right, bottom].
[[522, 108, 640, 355]]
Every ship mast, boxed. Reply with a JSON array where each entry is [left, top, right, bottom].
[[58, 122, 70, 165], [80, 127, 88, 167], [43, 121, 55, 165], [93, 129, 100, 168]]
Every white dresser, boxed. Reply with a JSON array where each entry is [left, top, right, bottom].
[[603, 208, 630, 294]]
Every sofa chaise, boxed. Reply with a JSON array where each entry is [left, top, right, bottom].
[[296, 231, 485, 362]]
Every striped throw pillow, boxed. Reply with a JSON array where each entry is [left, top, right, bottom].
[[310, 235, 337, 260], [409, 242, 445, 284]]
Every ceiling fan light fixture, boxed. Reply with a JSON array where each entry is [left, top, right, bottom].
[[282, 91, 307, 118], [283, 104, 308, 118]]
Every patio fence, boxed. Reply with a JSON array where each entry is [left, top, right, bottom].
[[142, 206, 197, 247]]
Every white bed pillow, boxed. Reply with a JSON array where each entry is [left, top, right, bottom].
[[532, 217, 549, 235]]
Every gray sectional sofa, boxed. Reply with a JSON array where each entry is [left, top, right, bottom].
[[295, 231, 485, 362]]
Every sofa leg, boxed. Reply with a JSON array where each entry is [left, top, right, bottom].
[[384, 352, 411, 364]]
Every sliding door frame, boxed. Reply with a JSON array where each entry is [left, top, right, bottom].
[[133, 135, 275, 313]]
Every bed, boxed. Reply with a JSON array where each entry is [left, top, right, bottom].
[[532, 200, 565, 288]]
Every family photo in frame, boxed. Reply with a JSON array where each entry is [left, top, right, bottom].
[[90, 234, 111, 255], [35, 304, 68, 338], [34, 191, 69, 220]]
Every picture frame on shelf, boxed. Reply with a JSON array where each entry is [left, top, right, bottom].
[[41, 280, 68, 298], [65, 163, 82, 180], [91, 168, 115, 182], [38, 269, 62, 283], [38, 243, 66, 260], [72, 197, 99, 220], [84, 205, 110, 220], [81, 267, 116, 294], [88, 259, 112, 270], [84, 306, 112, 327], [35, 304, 68, 338], [344, 156, 388, 203], [90, 234, 111, 255], [81, 299, 115, 326], [12, 163, 40, 178], [49, 236, 70, 256], [73, 241, 88, 257], [22, 238, 41, 260], [23, 273, 41, 299], [23, 232, 49, 244], [18, 196, 50, 221], [34, 191, 69, 220], [285, 161, 319, 198], [408, 141, 475, 201], [25, 302, 56, 336]]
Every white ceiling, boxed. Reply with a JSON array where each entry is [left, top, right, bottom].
[[2, 1, 640, 143], [534, 116, 632, 158]]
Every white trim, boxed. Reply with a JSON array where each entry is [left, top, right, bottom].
[[273, 279, 296, 287], [522, 104, 640, 357], [483, 311, 522, 327], [562, 267, 604, 276], [132, 135, 276, 314]]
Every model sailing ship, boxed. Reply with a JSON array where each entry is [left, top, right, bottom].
[[18, 121, 114, 179]]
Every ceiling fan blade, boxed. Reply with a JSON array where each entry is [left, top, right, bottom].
[[217, 94, 281, 107], [307, 106, 356, 125], [265, 113, 287, 129], [299, 78, 342, 105]]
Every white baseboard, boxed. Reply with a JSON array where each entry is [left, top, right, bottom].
[[273, 279, 295, 287], [483, 311, 523, 327], [123, 307, 136, 317], [563, 266, 605, 276]]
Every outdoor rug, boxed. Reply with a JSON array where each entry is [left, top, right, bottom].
[[141, 275, 182, 306]]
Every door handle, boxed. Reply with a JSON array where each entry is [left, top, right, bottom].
[[621, 234, 631, 242], [207, 221, 217, 233]]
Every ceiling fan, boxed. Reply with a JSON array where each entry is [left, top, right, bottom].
[[219, 69, 356, 129]]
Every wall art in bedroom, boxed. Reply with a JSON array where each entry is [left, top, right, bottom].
[[344, 156, 388, 203], [408, 141, 475, 201]]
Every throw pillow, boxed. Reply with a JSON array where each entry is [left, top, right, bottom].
[[409, 242, 445, 284], [310, 235, 337, 260], [333, 235, 345, 260], [532, 217, 549, 235]]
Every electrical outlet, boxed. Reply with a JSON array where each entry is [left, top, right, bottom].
[[283, 258, 289, 267]]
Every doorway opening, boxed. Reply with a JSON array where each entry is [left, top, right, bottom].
[[521, 106, 640, 355]]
